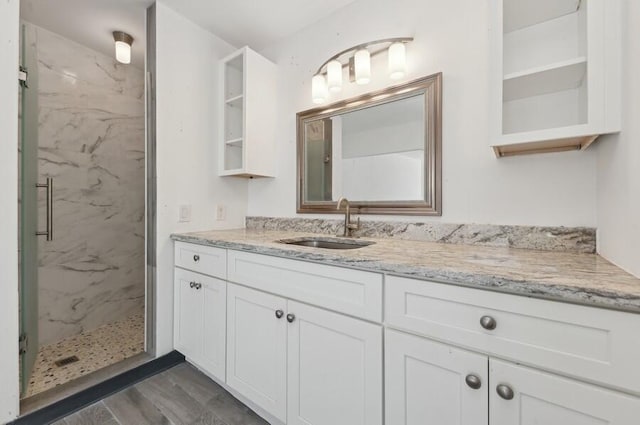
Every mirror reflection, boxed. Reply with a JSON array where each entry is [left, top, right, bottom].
[[304, 94, 425, 203]]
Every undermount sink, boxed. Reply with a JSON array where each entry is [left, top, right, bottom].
[[277, 237, 374, 250]]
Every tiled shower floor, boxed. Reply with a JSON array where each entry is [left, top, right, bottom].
[[23, 310, 145, 399]]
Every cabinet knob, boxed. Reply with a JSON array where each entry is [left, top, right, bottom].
[[465, 374, 482, 390], [275, 309, 284, 319], [496, 384, 514, 400], [286, 313, 296, 323], [195, 282, 202, 290], [189, 281, 195, 288], [480, 315, 497, 330], [193, 254, 200, 262]]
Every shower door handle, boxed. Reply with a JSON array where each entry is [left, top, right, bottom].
[[36, 178, 53, 241]]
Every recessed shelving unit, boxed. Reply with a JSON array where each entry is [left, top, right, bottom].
[[504, 0, 582, 33], [225, 137, 243, 146], [490, 0, 621, 157], [219, 47, 277, 177], [503, 56, 587, 101], [225, 94, 244, 107]]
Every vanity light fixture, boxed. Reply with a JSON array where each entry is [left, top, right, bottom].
[[113, 31, 134, 64], [354, 49, 371, 85], [327, 60, 343, 93], [311, 37, 413, 103], [312, 74, 329, 104], [388, 42, 407, 79]]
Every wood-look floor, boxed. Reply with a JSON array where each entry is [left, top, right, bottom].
[[52, 363, 268, 425]]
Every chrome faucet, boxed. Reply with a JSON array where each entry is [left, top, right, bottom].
[[336, 197, 360, 237]]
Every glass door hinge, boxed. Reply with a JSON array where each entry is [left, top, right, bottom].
[[19, 66, 28, 88], [19, 334, 28, 355]]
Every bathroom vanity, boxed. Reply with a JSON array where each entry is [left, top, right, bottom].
[[171, 229, 640, 425]]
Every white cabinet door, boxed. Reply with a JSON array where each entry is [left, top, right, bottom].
[[287, 301, 383, 425], [490, 359, 640, 425], [385, 329, 489, 425], [174, 268, 203, 361], [200, 277, 226, 382], [227, 283, 287, 422], [174, 268, 227, 382]]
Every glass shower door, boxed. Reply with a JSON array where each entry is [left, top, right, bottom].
[[19, 23, 40, 395]]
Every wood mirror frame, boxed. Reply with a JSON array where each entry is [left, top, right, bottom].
[[296, 73, 442, 215]]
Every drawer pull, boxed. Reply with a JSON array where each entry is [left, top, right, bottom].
[[286, 313, 296, 323], [480, 315, 497, 330], [275, 309, 284, 319], [465, 374, 482, 390], [193, 254, 200, 262], [496, 384, 514, 400]]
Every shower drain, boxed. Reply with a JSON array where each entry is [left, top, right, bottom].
[[54, 355, 80, 367]]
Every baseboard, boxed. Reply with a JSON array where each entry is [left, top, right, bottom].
[[10, 350, 185, 425]]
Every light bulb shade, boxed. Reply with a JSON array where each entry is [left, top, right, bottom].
[[113, 31, 133, 64], [311, 74, 328, 104], [327, 60, 343, 93], [388, 42, 406, 79], [354, 49, 371, 85]]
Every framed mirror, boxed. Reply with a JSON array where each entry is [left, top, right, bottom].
[[297, 73, 442, 215]]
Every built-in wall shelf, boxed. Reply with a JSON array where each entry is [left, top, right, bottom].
[[504, 0, 581, 33], [490, 0, 621, 157], [219, 47, 276, 177], [225, 94, 243, 107], [503, 57, 586, 101], [225, 137, 243, 146]]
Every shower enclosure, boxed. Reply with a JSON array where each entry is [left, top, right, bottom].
[[18, 21, 147, 400]]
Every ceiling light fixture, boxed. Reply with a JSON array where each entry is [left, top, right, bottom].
[[113, 31, 134, 64], [311, 37, 413, 103]]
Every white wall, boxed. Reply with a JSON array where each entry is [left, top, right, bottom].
[[154, 2, 244, 355], [596, 0, 640, 278], [247, 0, 597, 227], [0, 0, 20, 421]]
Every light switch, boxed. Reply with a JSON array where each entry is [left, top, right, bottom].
[[179, 205, 192, 222]]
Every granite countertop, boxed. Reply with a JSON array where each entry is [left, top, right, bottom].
[[171, 229, 640, 313]]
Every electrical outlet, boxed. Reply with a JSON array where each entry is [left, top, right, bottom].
[[179, 205, 192, 222], [216, 204, 227, 221]]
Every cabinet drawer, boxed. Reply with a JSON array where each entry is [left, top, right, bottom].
[[175, 241, 226, 279], [386, 275, 640, 395], [227, 250, 383, 322]]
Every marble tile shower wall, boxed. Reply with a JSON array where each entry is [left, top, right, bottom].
[[28, 23, 145, 345]]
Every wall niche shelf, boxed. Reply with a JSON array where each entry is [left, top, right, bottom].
[[504, 0, 582, 32], [490, 0, 621, 157], [219, 47, 276, 177], [225, 137, 243, 146], [503, 57, 587, 101]]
